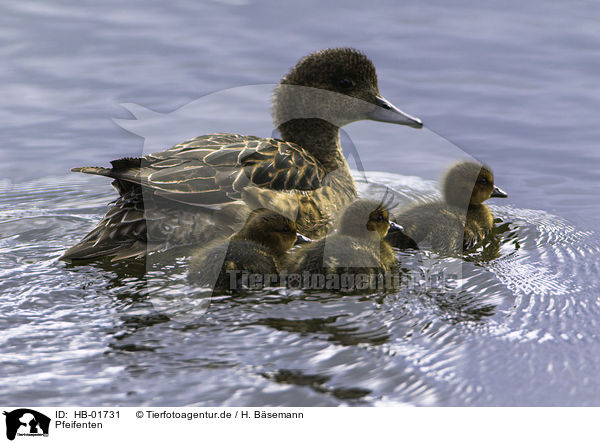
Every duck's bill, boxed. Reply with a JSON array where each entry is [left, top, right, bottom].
[[295, 233, 312, 245], [369, 95, 423, 128], [388, 221, 404, 233], [491, 186, 508, 198]]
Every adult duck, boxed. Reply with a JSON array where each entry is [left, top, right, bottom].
[[62, 48, 422, 261], [386, 161, 507, 253]]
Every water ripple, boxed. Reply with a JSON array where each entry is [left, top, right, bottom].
[[2, 169, 600, 405]]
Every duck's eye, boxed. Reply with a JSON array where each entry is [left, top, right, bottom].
[[338, 78, 355, 90], [477, 177, 488, 185], [376, 214, 384, 222], [281, 226, 292, 233]]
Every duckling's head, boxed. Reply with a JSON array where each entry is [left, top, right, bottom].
[[338, 199, 394, 241], [273, 48, 422, 130], [237, 209, 298, 255], [442, 161, 508, 207]]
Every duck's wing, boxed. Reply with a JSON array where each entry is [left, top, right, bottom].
[[72, 133, 326, 206], [63, 134, 323, 261]]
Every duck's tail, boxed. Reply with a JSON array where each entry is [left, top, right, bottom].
[[71, 166, 114, 176], [60, 190, 148, 262], [62, 162, 149, 261]]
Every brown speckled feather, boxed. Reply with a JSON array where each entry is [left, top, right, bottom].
[[73, 134, 325, 206]]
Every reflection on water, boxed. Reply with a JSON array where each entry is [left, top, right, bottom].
[[2, 171, 600, 406]]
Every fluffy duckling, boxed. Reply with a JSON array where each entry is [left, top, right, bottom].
[[188, 209, 307, 290], [386, 161, 507, 253], [286, 199, 402, 283]]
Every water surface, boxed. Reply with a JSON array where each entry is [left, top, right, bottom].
[[1, 0, 600, 406]]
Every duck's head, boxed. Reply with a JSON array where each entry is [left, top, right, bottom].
[[338, 199, 400, 241], [442, 161, 508, 207], [238, 209, 300, 255], [273, 48, 422, 130]]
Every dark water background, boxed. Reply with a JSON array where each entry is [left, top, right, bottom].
[[2, 0, 600, 406]]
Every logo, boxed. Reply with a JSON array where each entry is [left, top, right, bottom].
[[3, 409, 50, 441]]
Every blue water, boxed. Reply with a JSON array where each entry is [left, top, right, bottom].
[[2, 0, 600, 406]]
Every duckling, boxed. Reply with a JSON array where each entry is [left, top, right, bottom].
[[286, 199, 402, 287], [386, 161, 508, 253], [62, 48, 422, 262], [188, 209, 308, 290]]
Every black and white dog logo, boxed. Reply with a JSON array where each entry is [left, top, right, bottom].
[[3, 409, 50, 441]]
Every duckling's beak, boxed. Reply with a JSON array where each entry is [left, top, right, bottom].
[[491, 186, 508, 198], [369, 95, 423, 128], [388, 221, 404, 233], [294, 233, 312, 245]]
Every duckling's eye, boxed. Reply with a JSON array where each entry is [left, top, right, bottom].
[[376, 214, 384, 222], [338, 78, 355, 90], [281, 226, 292, 233], [477, 177, 489, 185]]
